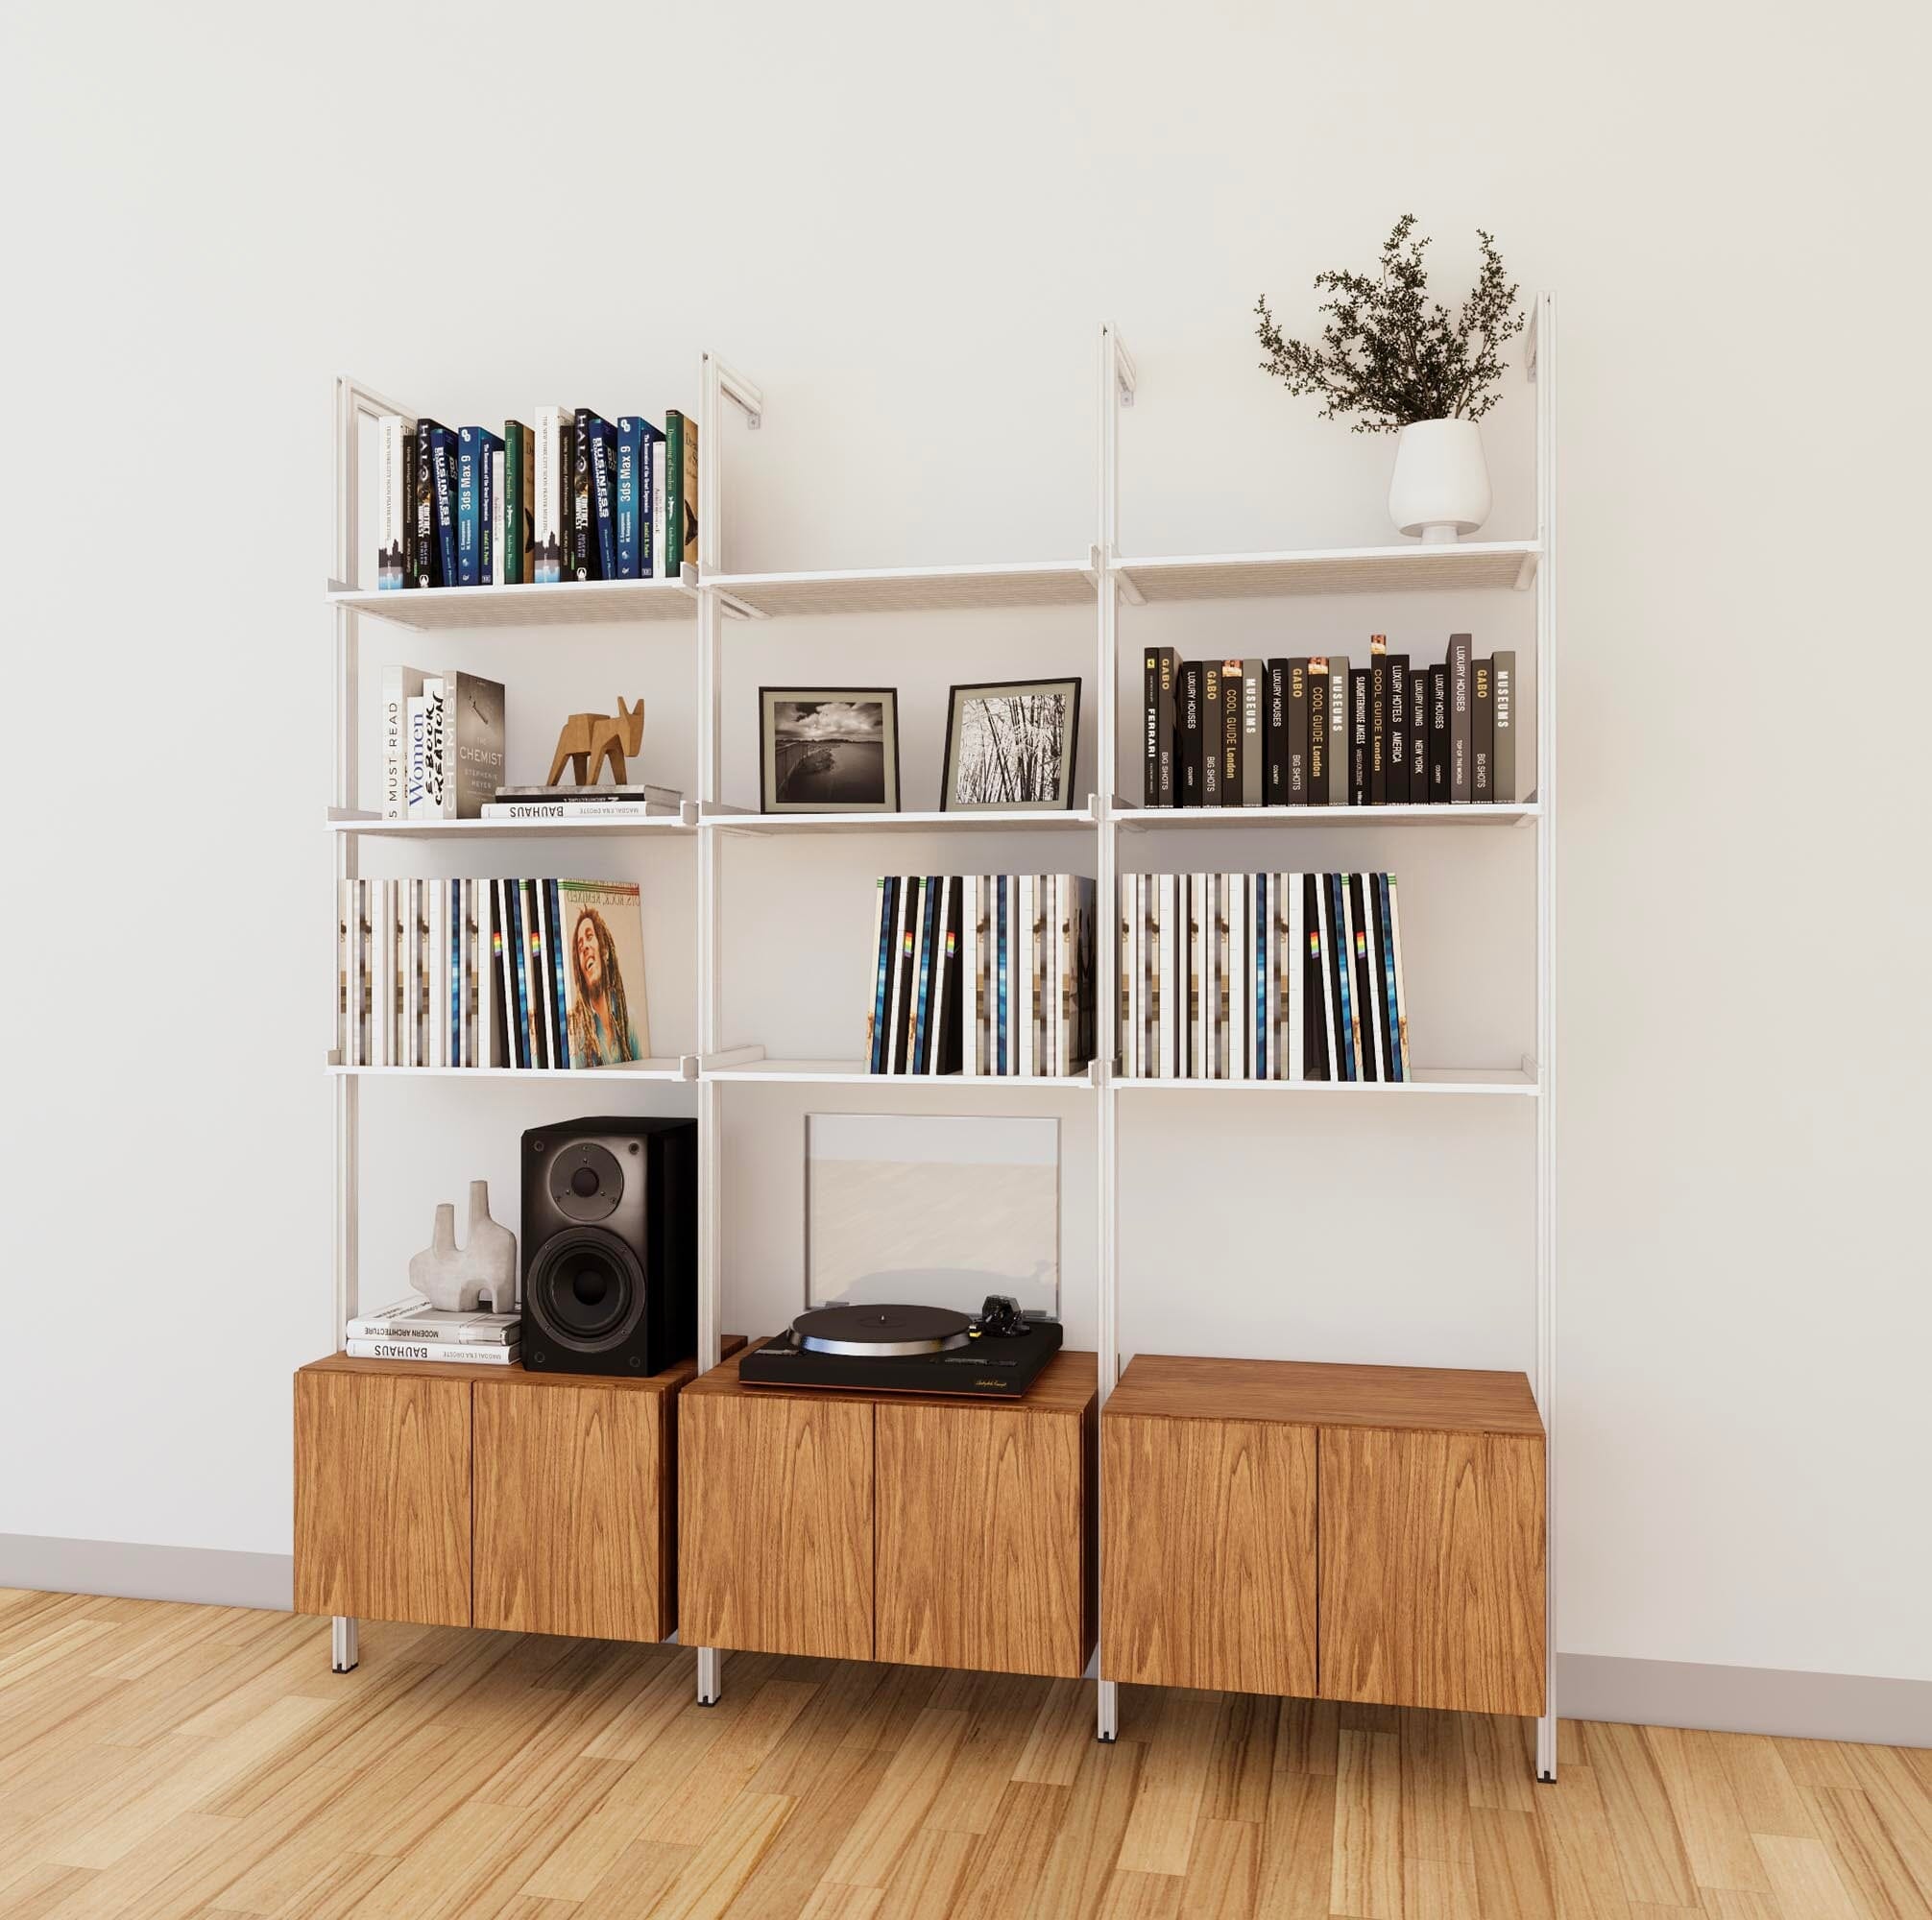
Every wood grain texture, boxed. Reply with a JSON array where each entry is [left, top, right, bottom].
[[1104, 1353, 1543, 1435], [1099, 1409, 1316, 1696], [0, 1594, 1925, 1918], [293, 1368, 471, 1627], [473, 1381, 670, 1643], [1318, 1425, 1546, 1716], [678, 1385, 875, 1660], [875, 1395, 1092, 1679]]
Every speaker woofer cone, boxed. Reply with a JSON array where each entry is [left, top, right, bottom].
[[525, 1227, 647, 1353]]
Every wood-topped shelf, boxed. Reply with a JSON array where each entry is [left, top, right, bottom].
[[1104, 1353, 1542, 1435]]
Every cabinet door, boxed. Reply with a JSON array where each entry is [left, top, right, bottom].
[[1318, 1427, 1545, 1716], [293, 1370, 471, 1627], [472, 1382, 669, 1642], [1100, 1411, 1317, 1696], [876, 1401, 1091, 1679], [678, 1390, 874, 1660]]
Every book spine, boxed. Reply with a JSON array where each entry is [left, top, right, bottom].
[[412, 420, 443, 587], [488, 449, 504, 587], [913, 875, 940, 1072], [1410, 668, 1429, 800], [616, 420, 640, 579], [502, 421, 530, 584], [664, 409, 695, 577], [478, 436, 502, 584], [1429, 662, 1451, 802], [1327, 875, 1354, 1081], [1220, 660, 1242, 804], [1285, 660, 1309, 804], [1302, 874, 1325, 1080], [1348, 874, 1381, 1081], [1472, 655, 1495, 801], [376, 416, 408, 588], [1285, 873, 1304, 1082], [959, 876, 979, 1077], [345, 1318, 519, 1344], [1255, 874, 1270, 1080], [1267, 661, 1287, 805], [1199, 662, 1221, 805], [1143, 649, 1159, 806], [1019, 876, 1038, 1077], [1306, 660, 1328, 804], [1386, 653, 1411, 804], [865, 876, 892, 1071], [428, 428, 458, 587], [1349, 669, 1369, 805], [1491, 651, 1517, 803], [533, 407, 566, 582], [934, 877, 962, 1075], [1388, 874, 1413, 1079], [1326, 657, 1351, 803], [1157, 874, 1175, 1077], [589, 417, 618, 581], [1177, 661, 1201, 805], [456, 429, 478, 586], [644, 427, 665, 577], [1368, 638, 1388, 806], [1375, 875, 1404, 1081], [546, 879, 569, 1068], [344, 1340, 521, 1365], [570, 410, 594, 580], [1241, 660, 1264, 805], [1156, 649, 1178, 806], [1450, 634, 1473, 803], [679, 411, 699, 571]]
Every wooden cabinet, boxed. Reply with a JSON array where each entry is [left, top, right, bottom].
[[680, 1348, 1097, 1678], [1101, 1355, 1544, 1717], [293, 1347, 731, 1640]]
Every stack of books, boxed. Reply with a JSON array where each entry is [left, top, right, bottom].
[[334, 877, 650, 1069], [1121, 871, 1413, 1083], [1142, 637, 1518, 807], [484, 784, 683, 823], [374, 409, 697, 589], [345, 1297, 520, 1366], [863, 875, 1097, 1077]]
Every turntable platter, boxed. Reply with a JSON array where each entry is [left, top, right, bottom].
[[793, 1303, 973, 1357]]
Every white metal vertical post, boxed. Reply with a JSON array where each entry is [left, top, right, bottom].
[[1095, 324, 1134, 1743], [1530, 293, 1559, 1783], [694, 351, 762, 1707]]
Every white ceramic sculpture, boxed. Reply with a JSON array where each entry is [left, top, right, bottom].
[[408, 1180, 518, 1312]]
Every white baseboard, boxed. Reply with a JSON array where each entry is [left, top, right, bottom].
[[1558, 1653, 1932, 1748], [0, 1534, 293, 1612]]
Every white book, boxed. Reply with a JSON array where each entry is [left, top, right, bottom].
[[372, 879, 394, 1066], [335, 879, 351, 1064], [380, 665, 428, 820], [959, 876, 979, 1078], [1287, 874, 1305, 1083], [1186, 874, 1202, 1077], [433, 879, 451, 1068], [345, 1339, 521, 1366], [1388, 874, 1413, 1081], [533, 404, 571, 583], [401, 877, 419, 1068], [490, 447, 506, 586], [1004, 876, 1019, 1077], [1054, 875, 1072, 1077], [375, 415, 411, 589], [348, 1298, 521, 1344], [1125, 875, 1141, 1079], [1118, 876, 1132, 1078], [1199, 875, 1216, 1080], [1228, 874, 1247, 1082], [352, 879, 370, 1066], [1155, 874, 1172, 1078], [650, 433, 669, 580]]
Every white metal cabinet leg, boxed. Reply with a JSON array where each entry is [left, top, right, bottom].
[[1097, 1678, 1119, 1742], [1536, 1713, 1557, 1783], [330, 1617, 359, 1673], [697, 1645, 722, 1706]]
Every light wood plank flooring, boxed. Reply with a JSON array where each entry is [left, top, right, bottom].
[[0, 1590, 1925, 1918]]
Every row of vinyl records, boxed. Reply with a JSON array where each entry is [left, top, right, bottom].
[[863, 876, 1098, 1077], [1121, 872, 1414, 1082], [373, 408, 698, 589], [333, 878, 652, 1069], [1142, 639, 1518, 807]]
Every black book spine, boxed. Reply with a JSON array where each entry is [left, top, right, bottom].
[[1306, 661, 1328, 803], [1303, 873, 1328, 1079], [1286, 659, 1310, 804], [570, 411, 597, 580], [932, 877, 962, 1074], [1220, 660, 1243, 804], [1143, 649, 1159, 806], [1429, 663, 1451, 803], [1491, 651, 1517, 803], [1349, 668, 1369, 805], [413, 420, 444, 588], [401, 429, 418, 588], [1386, 654, 1410, 804], [1409, 668, 1429, 800], [1472, 655, 1494, 801], [1200, 661, 1221, 805], [1449, 633, 1473, 803], [1267, 660, 1289, 805], [1179, 661, 1203, 805], [1368, 641, 1388, 806], [1347, 873, 1379, 1081], [1157, 647, 1179, 806]]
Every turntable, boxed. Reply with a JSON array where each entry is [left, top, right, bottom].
[[739, 1294, 1064, 1397]]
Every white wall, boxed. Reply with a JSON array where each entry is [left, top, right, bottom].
[[5, 0, 1928, 1689]]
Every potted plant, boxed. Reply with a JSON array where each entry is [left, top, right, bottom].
[[1256, 215, 1525, 542]]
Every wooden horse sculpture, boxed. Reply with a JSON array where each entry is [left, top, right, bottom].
[[546, 696, 645, 785]]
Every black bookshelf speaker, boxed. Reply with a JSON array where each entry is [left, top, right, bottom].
[[519, 1116, 697, 1378]]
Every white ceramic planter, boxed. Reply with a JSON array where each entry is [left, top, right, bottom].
[[1389, 418, 1491, 543]]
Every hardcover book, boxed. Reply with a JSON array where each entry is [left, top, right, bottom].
[[1491, 650, 1517, 803], [1220, 660, 1244, 804], [427, 426, 460, 588], [571, 409, 614, 580], [1200, 662, 1222, 805], [1429, 662, 1451, 803], [1471, 654, 1494, 800], [455, 426, 502, 586], [1285, 659, 1310, 804], [413, 419, 447, 588], [376, 415, 411, 588], [533, 405, 571, 583], [1368, 637, 1388, 806], [556, 879, 650, 1064], [664, 409, 698, 576], [380, 664, 429, 820], [1307, 659, 1329, 802], [1241, 659, 1265, 806], [1410, 667, 1429, 798], [1386, 651, 1411, 804], [1449, 634, 1473, 803], [501, 420, 532, 584], [1326, 656, 1351, 804], [586, 414, 620, 581], [1349, 668, 1370, 805], [616, 418, 665, 580], [1179, 660, 1203, 804]]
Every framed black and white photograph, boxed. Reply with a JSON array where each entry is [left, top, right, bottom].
[[939, 677, 1082, 811], [759, 687, 902, 813]]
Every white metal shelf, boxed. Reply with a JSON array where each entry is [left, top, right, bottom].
[[704, 1057, 1100, 1089], [702, 800, 1103, 835], [704, 559, 1095, 618], [1114, 540, 1539, 604], [327, 807, 697, 839], [1114, 1067, 1537, 1096], [1117, 801, 1538, 830], [326, 1059, 693, 1081], [326, 575, 697, 630]]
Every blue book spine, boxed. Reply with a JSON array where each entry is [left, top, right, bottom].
[[996, 878, 1008, 1075], [1376, 875, 1403, 1081], [869, 877, 897, 1073], [456, 430, 480, 585], [588, 416, 619, 581], [912, 876, 940, 1072], [547, 880, 570, 1065], [616, 420, 640, 579], [429, 428, 459, 588]]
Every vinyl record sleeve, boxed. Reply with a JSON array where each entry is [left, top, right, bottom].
[[557, 879, 650, 1066]]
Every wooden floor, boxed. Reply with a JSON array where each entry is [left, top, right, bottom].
[[0, 1592, 1926, 1919]]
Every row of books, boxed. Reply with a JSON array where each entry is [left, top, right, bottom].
[[374, 409, 698, 589], [334, 876, 651, 1069], [378, 667, 505, 819], [1143, 638, 1518, 807], [345, 1297, 521, 1365], [864, 875, 1098, 1077], [1121, 871, 1413, 1083]]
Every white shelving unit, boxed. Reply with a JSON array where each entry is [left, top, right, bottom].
[[327, 301, 1557, 1768]]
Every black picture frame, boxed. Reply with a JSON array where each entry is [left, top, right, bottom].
[[939, 677, 1083, 811], [759, 686, 902, 813]]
